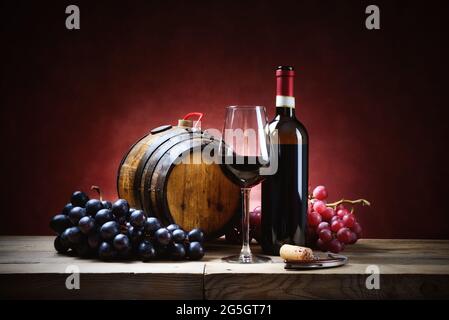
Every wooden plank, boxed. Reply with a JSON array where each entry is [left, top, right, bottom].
[[0, 273, 202, 300], [1, 237, 449, 299], [0, 236, 204, 299], [204, 239, 449, 299]]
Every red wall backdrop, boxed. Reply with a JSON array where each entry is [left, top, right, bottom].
[[1, 0, 448, 238]]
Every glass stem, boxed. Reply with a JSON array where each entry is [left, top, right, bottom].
[[239, 187, 252, 263]]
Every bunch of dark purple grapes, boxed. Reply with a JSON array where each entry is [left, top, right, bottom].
[[49, 190, 205, 261]]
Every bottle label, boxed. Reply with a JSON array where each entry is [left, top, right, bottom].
[[276, 95, 295, 108]]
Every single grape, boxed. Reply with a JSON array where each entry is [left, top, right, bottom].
[[95, 209, 113, 226], [102, 201, 112, 210], [307, 211, 322, 227], [98, 242, 115, 260], [113, 234, 131, 252], [127, 208, 135, 220], [348, 231, 358, 244], [59, 230, 71, 248], [351, 222, 362, 236], [87, 233, 101, 249], [187, 242, 204, 260], [167, 224, 180, 233], [337, 208, 350, 218], [127, 226, 144, 245], [249, 209, 261, 228], [54, 236, 69, 253], [337, 227, 352, 244], [68, 207, 86, 225], [342, 214, 355, 228], [331, 215, 340, 223], [155, 228, 172, 245], [170, 243, 186, 260], [321, 207, 335, 221], [100, 221, 120, 240], [327, 239, 343, 253], [138, 240, 156, 261], [316, 238, 328, 252], [85, 199, 103, 216], [50, 214, 73, 234], [65, 226, 82, 244], [78, 216, 95, 234], [319, 229, 333, 243], [130, 210, 146, 228], [316, 221, 330, 233], [249, 209, 262, 241], [312, 185, 328, 200], [112, 199, 129, 219], [144, 217, 162, 234], [331, 220, 345, 233], [172, 229, 186, 243], [62, 203, 74, 215], [188, 228, 204, 243], [312, 200, 327, 214], [70, 191, 89, 207]]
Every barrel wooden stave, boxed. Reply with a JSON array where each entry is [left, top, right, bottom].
[[139, 132, 201, 214], [150, 137, 206, 219], [117, 135, 154, 208]]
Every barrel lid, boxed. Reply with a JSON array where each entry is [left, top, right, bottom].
[[151, 125, 172, 135]]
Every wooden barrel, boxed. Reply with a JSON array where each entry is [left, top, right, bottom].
[[117, 124, 240, 238]]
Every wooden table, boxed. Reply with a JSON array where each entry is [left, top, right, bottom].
[[0, 236, 448, 299]]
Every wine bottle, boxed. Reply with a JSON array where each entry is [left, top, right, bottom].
[[261, 66, 309, 255]]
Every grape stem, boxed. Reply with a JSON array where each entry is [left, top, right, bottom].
[[91, 185, 103, 201], [325, 199, 371, 208]]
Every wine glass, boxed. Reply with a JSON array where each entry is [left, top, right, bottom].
[[219, 105, 271, 263]]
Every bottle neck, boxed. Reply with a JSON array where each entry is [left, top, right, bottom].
[[276, 106, 296, 118], [275, 67, 296, 118], [275, 94, 296, 118]]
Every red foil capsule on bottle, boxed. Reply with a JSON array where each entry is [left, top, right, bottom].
[[276, 67, 295, 97]]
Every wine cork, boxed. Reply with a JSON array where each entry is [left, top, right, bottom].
[[280, 244, 314, 262]]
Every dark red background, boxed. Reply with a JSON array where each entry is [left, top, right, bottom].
[[1, 0, 448, 238]]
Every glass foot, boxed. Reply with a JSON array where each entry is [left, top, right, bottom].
[[222, 254, 271, 264]]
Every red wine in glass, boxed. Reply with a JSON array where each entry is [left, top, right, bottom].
[[219, 106, 272, 264], [222, 155, 268, 188]]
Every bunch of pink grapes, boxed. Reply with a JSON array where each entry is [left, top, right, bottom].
[[307, 185, 369, 253]]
